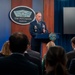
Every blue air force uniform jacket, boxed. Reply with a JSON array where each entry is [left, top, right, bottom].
[[29, 20, 48, 37]]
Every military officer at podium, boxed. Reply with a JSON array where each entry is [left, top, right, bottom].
[[29, 12, 48, 53]]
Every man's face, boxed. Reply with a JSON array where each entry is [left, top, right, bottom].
[[36, 13, 42, 22], [71, 42, 75, 49]]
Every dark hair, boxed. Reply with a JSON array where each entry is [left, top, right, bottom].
[[9, 32, 29, 53], [36, 12, 41, 15], [46, 46, 68, 75], [71, 37, 75, 44]]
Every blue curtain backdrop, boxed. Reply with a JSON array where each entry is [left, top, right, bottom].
[[54, 0, 75, 52], [0, 0, 11, 50]]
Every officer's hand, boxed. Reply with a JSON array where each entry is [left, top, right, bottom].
[[43, 29, 46, 33]]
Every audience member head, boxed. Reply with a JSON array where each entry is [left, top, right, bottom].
[[46, 41, 55, 50], [45, 46, 68, 75], [1, 41, 11, 56], [71, 37, 75, 49], [9, 32, 29, 53], [35, 12, 42, 22]]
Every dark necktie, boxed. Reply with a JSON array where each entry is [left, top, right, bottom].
[[37, 21, 41, 27]]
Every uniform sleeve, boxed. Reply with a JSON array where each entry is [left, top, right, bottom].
[[29, 22, 38, 37]]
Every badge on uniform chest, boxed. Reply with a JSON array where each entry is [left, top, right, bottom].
[[34, 25, 37, 32], [34, 23, 46, 33], [42, 24, 45, 29]]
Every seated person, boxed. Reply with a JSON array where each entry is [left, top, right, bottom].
[[42, 41, 55, 75], [45, 46, 69, 75], [0, 40, 41, 75], [0, 41, 11, 57], [25, 43, 42, 75], [26, 43, 41, 59], [67, 37, 75, 69], [0, 32, 39, 75]]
